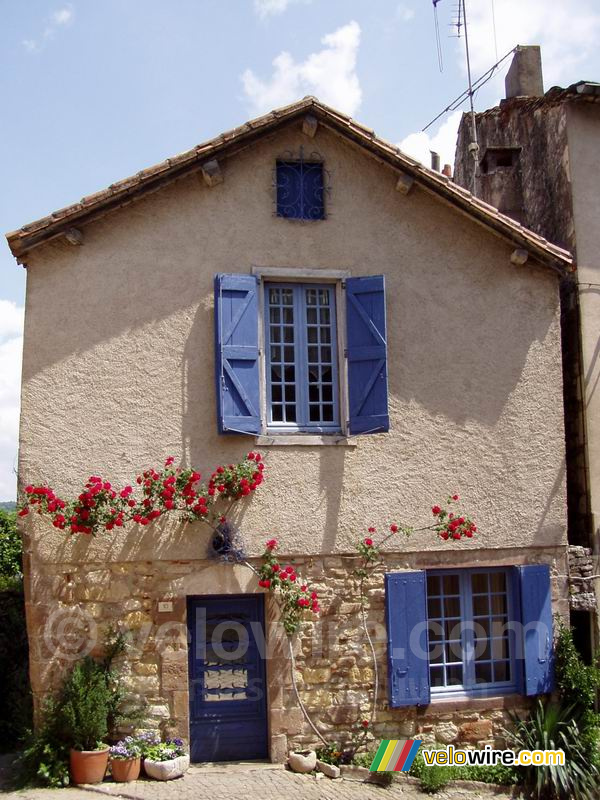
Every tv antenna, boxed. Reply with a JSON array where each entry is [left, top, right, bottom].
[[431, 0, 480, 192]]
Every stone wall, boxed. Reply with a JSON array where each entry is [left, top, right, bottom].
[[27, 545, 568, 759], [568, 545, 598, 611]]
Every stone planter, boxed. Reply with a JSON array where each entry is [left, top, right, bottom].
[[288, 750, 317, 773], [69, 746, 109, 785], [143, 754, 189, 781], [110, 757, 141, 782]]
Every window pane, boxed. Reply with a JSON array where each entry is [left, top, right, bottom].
[[445, 640, 462, 663], [471, 573, 488, 594], [447, 665, 463, 686], [269, 307, 280, 324], [322, 405, 333, 422], [307, 327, 318, 343], [306, 289, 317, 305], [271, 366, 281, 382], [490, 594, 507, 615], [489, 573, 506, 593], [270, 326, 281, 343], [428, 598, 441, 618], [320, 307, 330, 324], [307, 308, 318, 324], [282, 289, 293, 305], [443, 575, 459, 595], [309, 385, 319, 403], [320, 327, 331, 343], [272, 385, 282, 403], [285, 405, 296, 422], [269, 288, 280, 304], [427, 575, 441, 596], [494, 662, 510, 683], [270, 346, 281, 362], [475, 663, 492, 684], [284, 366, 295, 382], [321, 346, 331, 362], [430, 666, 445, 687], [283, 327, 294, 343], [473, 596, 490, 617], [428, 620, 443, 641], [444, 596, 460, 618], [272, 405, 283, 421], [429, 642, 444, 664], [285, 385, 296, 402], [309, 405, 320, 422]]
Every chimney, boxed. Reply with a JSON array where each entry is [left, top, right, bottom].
[[430, 151, 440, 172], [505, 45, 544, 99], [442, 164, 452, 178]]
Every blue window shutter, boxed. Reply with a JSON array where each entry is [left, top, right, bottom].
[[517, 565, 555, 695], [214, 274, 260, 434], [345, 276, 389, 434], [385, 572, 430, 707]]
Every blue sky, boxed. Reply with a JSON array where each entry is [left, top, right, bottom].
[[1, 0, 599, 499]]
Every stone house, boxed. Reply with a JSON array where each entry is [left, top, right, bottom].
[[454, 46, 600, 659], [7, 97, 573, 762]]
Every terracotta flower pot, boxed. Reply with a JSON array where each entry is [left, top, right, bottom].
[[70, 746, 109, 785], [111, 757, 141, 782]]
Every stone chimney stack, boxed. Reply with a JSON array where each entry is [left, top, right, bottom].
[[505, 45, 544, 99]]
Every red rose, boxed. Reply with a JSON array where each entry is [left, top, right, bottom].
[[285, 565, 294, 573], [217, 466, 225, 474], [452, 494, 459, 501], [247, 452, 255, 460], [128, 499, 136, 508], [311, 591, 318, 600], [266, 539, 278, 550], [301, 585, 307, 592], [368, 526, 376, 533], [452, 531, 461, 539], [390, 524, 398, 533], [362, 719, 369, 728], [432, 505, 441, 515], [440, 531, 449, 540], [272, 563, 280, 572], [18, 508, 29, 517], [25, 485, 33, 494], [364, 538, 373, 547], [165, 456, 175, 466]]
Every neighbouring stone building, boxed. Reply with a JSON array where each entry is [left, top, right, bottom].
[[454, 46, 600, 659], [7, 97, 573, 762]]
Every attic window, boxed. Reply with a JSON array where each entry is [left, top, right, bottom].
[[481, 148, 520, 174], [276, 160, 325, 220]]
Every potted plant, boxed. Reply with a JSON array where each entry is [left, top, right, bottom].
[[60, 657, 111, 784], [143, 738, 189, 781], [109, 736, 142, 782]]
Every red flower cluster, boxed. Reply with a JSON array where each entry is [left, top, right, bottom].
[[18, 454, 265, 536], [258, 539, 319, 634], [432, 495, 477, 541]]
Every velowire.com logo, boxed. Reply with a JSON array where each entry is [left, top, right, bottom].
[[370, 739, 422, 772]]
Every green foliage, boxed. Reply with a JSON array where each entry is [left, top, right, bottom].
[[18, 629, 132, 787], [316, 742, 343, 765], [0, 509, 21, 578], [59, 657, 110, 751], [507, 698, 598, 800], [554, 621, 600, 771], [0, 588, 32, 751]]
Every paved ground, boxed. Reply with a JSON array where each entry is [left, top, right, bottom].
[[1, 758, 519, 800]]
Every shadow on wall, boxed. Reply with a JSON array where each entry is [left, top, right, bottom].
[[180, 305, 348, 554], [391, 268, 559, 428]]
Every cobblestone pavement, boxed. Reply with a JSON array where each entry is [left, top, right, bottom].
[[2, 761, 520, 800]]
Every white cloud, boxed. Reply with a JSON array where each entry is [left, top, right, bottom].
[[52, 7, 73, 25], [242, 20, 362, 116], [0, 302, 24, 501], [396, 4, 415, 22], [22, 5, 74, 53], [399, 109, 463, 171], [461, 0, 600, 88], [254, 0, 311, 18]]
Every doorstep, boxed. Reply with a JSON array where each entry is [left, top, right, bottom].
[[188, 760, 284, 773]]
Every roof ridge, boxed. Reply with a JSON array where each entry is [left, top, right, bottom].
[[5, 96, 572, 273]]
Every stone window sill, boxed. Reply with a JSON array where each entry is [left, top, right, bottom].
[[421, 693, 524, 714], [255, 434, 357, 447]]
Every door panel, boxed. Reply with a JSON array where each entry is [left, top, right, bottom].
[[187, 594, 268, 762]]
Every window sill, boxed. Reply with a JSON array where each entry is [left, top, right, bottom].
[[421, 693, 524, 713], [255, 434, 357, 447]]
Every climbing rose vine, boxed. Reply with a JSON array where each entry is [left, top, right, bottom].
[[18, 452, 265, 536], [258, 539, 319, 635]]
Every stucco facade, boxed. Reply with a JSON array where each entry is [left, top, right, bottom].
[[11, 102, 570, 760]]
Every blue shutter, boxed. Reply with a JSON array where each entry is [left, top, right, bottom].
[[385, 571, 430, 707], [214, 274, 260, 434], [517, 565, 555, 695], [345, 276, 389, 434]]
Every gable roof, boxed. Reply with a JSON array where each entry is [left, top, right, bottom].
[[5, 96, 572, 274]]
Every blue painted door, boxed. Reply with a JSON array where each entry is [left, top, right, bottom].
[[187, 594, 268, 762]]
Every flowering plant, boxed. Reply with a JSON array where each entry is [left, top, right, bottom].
[[135, 731, 161, 757], [431, 495, 477, 541], [109, 736, 142, 760], [257, 539, 319, 635], [18, 453, 265, 536], [144, 738, 186, 762]]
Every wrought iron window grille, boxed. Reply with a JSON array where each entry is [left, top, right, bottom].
[[273, 147, 331, 221]]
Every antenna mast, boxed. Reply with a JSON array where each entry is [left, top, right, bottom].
[[460, 0, 479, 194]]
